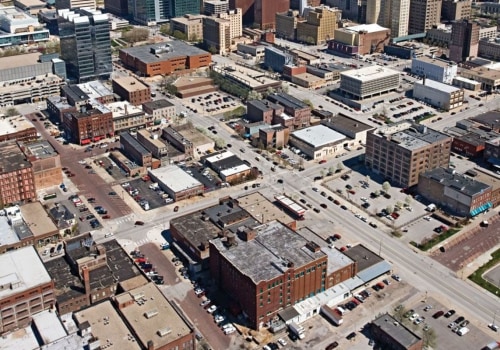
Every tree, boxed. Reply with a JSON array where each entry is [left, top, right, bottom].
[[257, 140, 265, 150], [302, 99, 314, 109], [281, 84, 289, 93], [382, 181, 391, 193], [386, 205, 394, 214], [247, 90, 263, 101], [405, 195, 413, 206], [395, 201, 403, 210], [208, 45, 218, 54], [122, 28, 149, 43], [6, 107, 19, 117], [422, 327, 437, 349], [365, 174, 370, 183], [159, 24, 170, 35], [336, 162, 344, 171], [266, 87, 276, 96], [328, 166, 335, 174], [374, 190, 381, 196], [393, 305, 407, 322], [214, 138, 226, 149]]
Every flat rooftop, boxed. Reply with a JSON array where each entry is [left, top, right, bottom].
[[149, 165, 202, 193], [267, 92, 309, 110], [321, 247, 355, 274], [415, 79, 460, 94], [472, 111, 500, 130], [292, 125, 346, 148], [461, 66, 500, 80], [21, 140, 58, 160], [341, 66, 400, 82], [342, 23, 388, 34], [113, 76, 149, 92], [372, 314, 422, 348], [108, 101, 144, 118], [174, 76, 213, 89], [77, 80, 113, 100], [414, 56, 457, 68], [0, 142, 32, 174], [137, 129, 167, 149], [32, 310, 67, 345], [342, 244, 384, 272], [143, 99, 174, 110], [0, 115, 35, 138], [421, 167, 491, 196], [211, 220, 326, 283], [178, 127, 214, 147], [321, 113, 373, 134], [0, 52, 40, 69], [215, 64, 281, 89], [294, 72, 323, 83], [19, 202, 58, 237], [121, 131, 150, 156], [115, 282, 193, 349], [120, 41, 209, 64], [236, 192, 295, 225], [0, 246, 52, 300], [74, 301, 141, 350]]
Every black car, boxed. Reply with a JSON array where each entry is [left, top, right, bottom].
[[277, 179, 284, 184], [340, 205, 348, 210], [346, 184, 352, 189], [313, 208, 320, 213], [346, 332, 356, 340], [444, 310, 456, 318], [320, 191, 327, 197], [454, 316, 465, 324], [362, 202, 371, 209], [326, 341, 339, 350], [267, 343, 279, 350], [320, 203, 327, 209]]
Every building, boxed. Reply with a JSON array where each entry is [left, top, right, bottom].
[[459, 66, 500, 92], [203, 16, 231, 55], [120, 131, 153, 167], [103, 0, 128, 16], [449, 20, 479, 63], [212, 64, 282, 94], [266, 92, 311, 130], [320, 114, 374, 145], [112, 76, 151, 106], [73, 301, 141, 350], [76, 81, 115, 104], [114, 283, 195, 350], [162, 124, 215, 158], [275, 10, 302, 41], [20, 140, 63, 191], [18, 202, 60, 251], [325, 0, 366, 23], [171, 0, 201, 18], [411, 56, 458, 84], [452, 76, 481, 91], [204, 0, 229, 15], [264, 46, 294, 73], [0, 115, 37, 143], [485, 135, 500, 167], [58, 8, 112, 83], [426, 26, 452, 46], [209, 220, 328, 330], [478, 38, 499, 60], [127, 0, 168, 25], [119, 42, 211, 77], [55, 0, 96, 9], [247, 99, 284, 124], [254, 0, 290, 30], [365, 121, 452, 187], [203, 151, 252, 183], [289, 125, 346, 159], [296, 6, 341, 45], [328, 24, 391, 57], [339, 66, 400, 100], [292, 72, 325, 89], [418, 167, 492, 216], [14, 0, 46, 15], [237, 43, 266, 59], [259, 125, 290, 149], [136, 129, 169, 159], [475, 168, 500, 208], [447, 119, 499, 157], [371, 313, 423, 350], [390, 0, 411, 38], [142, 99, 176, 121], [62, 104, 114, 145], [148, 166, 204, 201], [408, 0, 442, 34], [171, 14, 205, 42], [107, 101, 151, 133], [0, 6, 49, 47], [0, 142, 36, 205], [441, 0, 471, 21], [0, 246, 55, 334], [173, 76, 217, 98], [413, 78, 464, 111]]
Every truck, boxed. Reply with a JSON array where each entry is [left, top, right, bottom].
[[457, 327, 470, 336], [320, 305, 343, 326], [289, 322, 305, 340]]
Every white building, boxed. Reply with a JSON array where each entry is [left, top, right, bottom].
[[340, 66, 400, 100], [390, 0, 410, 38], [148, 166, 203, 201], [413, 78, 464, 111], [411, 56, 458, 84], [289, 125, 346, 160]]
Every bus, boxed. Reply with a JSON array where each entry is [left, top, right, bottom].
[[43, 193, 57, 200]]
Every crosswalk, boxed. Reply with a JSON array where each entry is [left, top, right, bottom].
[[113, 215, 135, 225], [135, 237, 151, 247]]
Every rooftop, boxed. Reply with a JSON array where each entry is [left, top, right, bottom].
[[119, 41, 209, 64], [341, 23, 389, 34], [342, 244, 384, 272], [149, 166, 202, 193], [74, 301, 141, 350], [0, 142, 32, 174], [461, 66, 500, 81], [108, 101, 145, 118], [137, 129, 167, 149], [0, 246, 52, 300], [20, 140, 58, 161], [421, 167, 491, 196], [341, 66, 400, 82], [171, 14, 206, 24], [203, 150, 246, 172], [472, 111, 500, 129], [372, 313, 422, 348], [0, 115, 35, 139], [413, 55, 457, 68], [220, 164, 251, 177], [292, 125, 346, 147], [31, 310, 67, 345], [0, 52, 40, 69], [213, 64, 281, 89], [121, 131, 151, 156], [143, 99, 174, 110], [62, 85, 89, 103], [115, 282, 193, 349], [267, 92, 309, 111], [19, 202, 58, 237], [321, 113, 373, 134], [76, 80, 113, 100], [211, 220, 326, 283], [247, 99, 282, 113], [113, 76, 150, 92], [321, 246, 355, 274], [416, 78, 460, 94], [178, 127, 214, 147]]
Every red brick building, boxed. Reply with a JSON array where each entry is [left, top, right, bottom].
[[254, 0, 290, 29], [112, 76, 151, 106], [62, 104, 114, 145], [209, 221, 328, 329], [0, 115, 38, 143]]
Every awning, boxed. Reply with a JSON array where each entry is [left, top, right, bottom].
[[80, 139, 91, 145], [470, 202, 492, 217], [487, 157, 500, 169]]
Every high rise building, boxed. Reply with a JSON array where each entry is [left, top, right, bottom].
[[127, 0, 170, 25], [172, 0, 201, 17], [229, 0, 254, 24], [290, 0, 321, 10], [254, 0, 290, 29], [296, 6, 341, 45], [326, 0, 367, 23], [449, 20, 479, 63], [104, 0, 128, 17], [408, 0, 442, 34], [55, 0, 96, 10], [58, 8, 112, 82], [204, 0, 229, 15], [275, 10, 303, 40], [390, 0, 410, 38], [441, 0, 471, 21], [203, 8, 242, 54]]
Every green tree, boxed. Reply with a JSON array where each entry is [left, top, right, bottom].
[[247, 90, 263, 100], [159, 24, 170, 35], [6, 107, 19, 116], [382, 181, 391, 193], [393, 305, 407, 322], [320, 169, 325, 178], [405, 195, 412, 206], [122, 28, 149, 43], [214, 138, 226, 149], [172, 30, 187, 41], [336, 162, 344, 171], [328, 166, 335, 174], [208, 45, 218, 54], [422, 327, 437, 348], [281, 84, 289, 93], [302, 99, 314, 109], [386, 205, 394, 214]]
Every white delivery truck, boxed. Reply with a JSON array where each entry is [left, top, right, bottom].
[[320, 305, 344, 326], [289, 322, 305, 339], [458, 327, 470, 336]]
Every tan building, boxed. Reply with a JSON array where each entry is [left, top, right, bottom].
[[112, 76, 151, 106], [479, 39, 500, 61], [408, 0, 442, 34], [275, 10, 303, 41], [136, 129, 169, 159], [259, 125, 289, 149], [203, 8, 242, 54], [219, 8, 242, 39], [390, 0, 411, 38], [291, 72, 325, 89], [107, 101, 152, 133], [20, 140, 62, 191], [171, 14, 206, 41], [296, 6, 341, 45], [19, 202, 60, 249], [459, 66, 500, 92], [142, 99, 176, 121], [365, 121, 452, 187], [329, 23, 391, 56], [0, 114, 37, 143], [441, 0, 471, 21]]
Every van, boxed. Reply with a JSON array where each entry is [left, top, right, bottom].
[[458, 327, 470, 336], [336, 306, 347, 315]]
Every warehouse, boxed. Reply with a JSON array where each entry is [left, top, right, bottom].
[[289, 125, 346, 160], [148, 165, 203, 201]]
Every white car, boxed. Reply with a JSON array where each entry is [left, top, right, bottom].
[[200, 299, 211, 307], [207, 305, 217, 313], [121, 182, 130, 187], [423, 216, 431, 221], [410, 313, 419, 321], [224, 327, 235, 335], [278, 338, 287, 346], [194, 288, 205, 296], [78, 160, 87, 165], [214, 315, 225, 323]]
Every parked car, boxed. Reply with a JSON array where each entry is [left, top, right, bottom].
[[433, 311, 444, 319]]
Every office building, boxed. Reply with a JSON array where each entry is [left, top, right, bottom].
[[148, 165, 204, 201], [0, 114, 37, 143], [112, 76, 151, 106], [328, 23, 391, 57], [296, 6, 341, 45], [0, 247, 55, 334], [325, 0, 366, 23], [127, 0, 168, 25], [104, 0, 128, 16], [172, 0, 200, 18], [390, 0, 410, 38], [289, 125, 346, 159], [365, 121, 452, 187], [171, 14, 205, 42], [259, 125, 290, 149], [264, 47, 294, 73], [20, 140, 63, 191], [58, 8, 112, 83], [0, 6, 49, 47], [203, 8, 242, 54], [0, 142, 36, 205], [55, 0, 96, 9], [411, 56, 458, 84], [441, 0, 471, 21], [275, 10, 303, 41], [204, 0, 229, 15], [209, 220, 328, 330], [142, 99, 176, 120], [119, 42, 211, 77], [418, 168, 492, 217], [366, 0, 388, 27], [339, 66, 400, 100], [449, 20, 479, 63], [120, 131, 153, 167], [107, 101, 152, 133], [459, 66, 500, 92], [371, 314, 423, 350], [136, 129, 169, 158], [408, 0, 442, 34], [254, 0, 290, 30], [62, 104, 114, 145], [413, 78, 464, 111]]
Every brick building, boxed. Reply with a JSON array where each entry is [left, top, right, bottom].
[[266, 92, 311, 130], [259, 125, 290, 149], [112, 76, 151, 106], [365, 121, 452, 187], [20, 140, 62, 191], [210, 220, 328, 330], [62, 104, 114, 145], [418, 167, 492, 216], [371, 313, 423, 350], [0, 115, 37, 143], [328, 23, 391, 57], [120, 131, 153, 168], [119, 42, 211, 77], [0, 142, 36, 205], [0, 246, 55, 334]]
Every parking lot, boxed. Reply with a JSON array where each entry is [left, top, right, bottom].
[[122, 177, 175, 211], [182, 91, 242, 117], [181, 163, 222, 190]]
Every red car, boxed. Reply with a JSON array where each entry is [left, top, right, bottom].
[[319, 160, 327, 164], [102, 215, 111, 219]]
